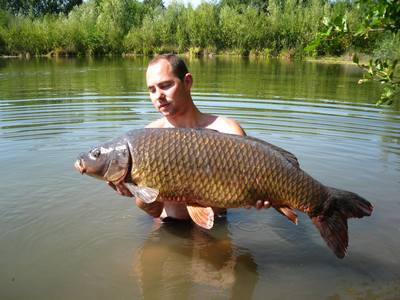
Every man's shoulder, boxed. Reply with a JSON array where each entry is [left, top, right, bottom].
[[146, 118, 168, 128], [207, 116, 245, 136]]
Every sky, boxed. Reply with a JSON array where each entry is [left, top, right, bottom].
[[163, 0, 208, 8]]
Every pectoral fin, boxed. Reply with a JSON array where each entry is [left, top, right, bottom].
[[275, 206, 298, 224], [125, 183, 159, 203], [187, 205, 214, 229]]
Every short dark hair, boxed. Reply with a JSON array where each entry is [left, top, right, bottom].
[[148, 54, 189, 81]]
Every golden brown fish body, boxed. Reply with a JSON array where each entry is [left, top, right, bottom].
[[75, 128, 373, 258], [127, 129, 326, 211]]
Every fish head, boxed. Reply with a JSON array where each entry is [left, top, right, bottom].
[[75, 140, 130, 183]]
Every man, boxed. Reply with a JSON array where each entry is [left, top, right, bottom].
[[109, 54, 270, 220]]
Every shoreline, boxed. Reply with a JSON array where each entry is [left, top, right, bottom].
[[1, 52, 364, 65]]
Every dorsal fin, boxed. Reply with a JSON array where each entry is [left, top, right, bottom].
[[244, 136, 300, 168], [268, 143, 299, 168]]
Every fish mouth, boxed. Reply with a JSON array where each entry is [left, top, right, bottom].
[[74, 159, 86, 174]]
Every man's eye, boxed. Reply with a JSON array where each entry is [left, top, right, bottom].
[[160, 82, 173, 90], [91, 149, 101, 158]]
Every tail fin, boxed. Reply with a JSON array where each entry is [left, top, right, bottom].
[[311, 188, 373, 258]]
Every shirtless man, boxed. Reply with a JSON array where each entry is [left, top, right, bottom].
[[109, 54, 270, 220]]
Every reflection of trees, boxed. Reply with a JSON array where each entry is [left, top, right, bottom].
[[0, 57, 147, 101], [189, 57, 382, 105], [380, 111, 400, 170], [134, 220, 258, 299], [0, 56, 385, 105]]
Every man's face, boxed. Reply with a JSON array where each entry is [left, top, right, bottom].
[[146, 59, 191, 117]]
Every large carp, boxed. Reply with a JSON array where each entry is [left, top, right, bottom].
[[74, 128, 373, 258]]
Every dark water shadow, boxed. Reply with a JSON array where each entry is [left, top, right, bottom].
[[133, 218, 259, 299]]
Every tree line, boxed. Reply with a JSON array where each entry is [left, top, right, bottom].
[[0, 0, 397, 60]]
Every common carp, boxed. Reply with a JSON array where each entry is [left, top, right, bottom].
[[74, 128, 373, 258]]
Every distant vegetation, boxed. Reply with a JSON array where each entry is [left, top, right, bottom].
[[0, 0, 397, 60], [0, 0, 398, 104]]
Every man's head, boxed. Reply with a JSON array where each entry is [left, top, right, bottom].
[[146, 54, 193, 117], [148, 54, 189, 82]]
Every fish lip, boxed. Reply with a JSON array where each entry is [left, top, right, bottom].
[[74, 159, 86, 174]]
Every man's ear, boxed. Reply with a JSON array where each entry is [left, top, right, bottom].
[[183, 73, 193, 89]]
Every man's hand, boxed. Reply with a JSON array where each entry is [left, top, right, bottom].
[[255, 200, 271, 209], [245, 200, 271, 210]]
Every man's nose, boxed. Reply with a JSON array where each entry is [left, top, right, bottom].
[[155, 88, 166, 100]]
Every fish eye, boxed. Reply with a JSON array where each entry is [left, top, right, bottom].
[[91, 148, 101, 158]]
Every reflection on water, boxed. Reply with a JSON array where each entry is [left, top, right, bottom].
[[134, 219, 258, 299], [0, 57, 400, 299]]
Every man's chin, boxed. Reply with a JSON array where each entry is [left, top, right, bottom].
[[159, 107, 175, 116]]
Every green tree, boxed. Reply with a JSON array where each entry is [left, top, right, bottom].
[[187, 3, 219, 51], [219, 0, 268, 13], [65, 0, 103, 55], [219, 5, 268, 54], [1, 0, 83, 16], [143, 0, 164, 10], [96, 0, 145, 53]]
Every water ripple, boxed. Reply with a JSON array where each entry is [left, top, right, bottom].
[[1, 59, 400, 299]]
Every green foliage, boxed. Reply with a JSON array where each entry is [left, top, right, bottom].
[[305, 14, 351, 56], [187, 3, 219, 49], [143, 0, 164, 10], [373, 32, 400, 61], [268, 0, 327, 56], [219, 0, 268, 13], [354, 55, 399, 105], [65, 1, 103, 55], [356, 0, 400, 35], [0, 28, 5, 54], [124, 4, 183, 55], [2, 16, 52, 55], [354, 0, 400, 106], [96, 0, 142, 53], [0, 0, 342, 57], [306, 0, 400, 105], [1, 0, 83, 16], [219, 5, 268, 54]]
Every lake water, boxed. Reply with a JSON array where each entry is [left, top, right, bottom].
[[1, 57, 399, 299]]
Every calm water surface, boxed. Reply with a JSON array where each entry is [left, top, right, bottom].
[[1, 57, 399, 299]]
